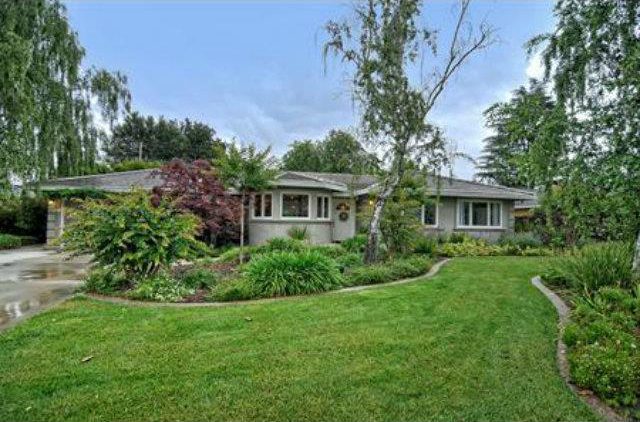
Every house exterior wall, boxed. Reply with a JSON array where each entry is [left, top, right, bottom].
[[247, 188, 355, 245]]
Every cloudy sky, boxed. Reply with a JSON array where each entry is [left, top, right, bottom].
[[66, 0, 553, 180]]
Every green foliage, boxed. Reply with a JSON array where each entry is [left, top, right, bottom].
[[282, 130, 380, 174], [0, 0, 130, 182], [437, 236, 553, 257], [209, 278, 256, 302], [287, 226, 310, 242], [110, 160, 163, 172], [245, 250, 343, 297], [127, 272, 194, 303], [309, 244, 349, 259], [548, 242, 635, 296], [388, 256, 433, 279], [344, 256, 432, 286], [83, 268, 129, 295], [334, 252, 363, 272], [499, 232, 543, 249], [0, 234, 22, 250], [42, 188, 107, 200], [341, 234, 368, 253], [179, 267, 218, 290], [62, 189, 201, 277], [448, 232, 471, 244], [413, 235, 437, 255], [0, 196, 47, 241]]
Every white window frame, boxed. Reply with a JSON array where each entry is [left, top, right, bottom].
[[316, 195, 331, 221], [456, 199, 503, 229], [280, 191, 312, 220], [252, 192, 273, 220], [421, 202, 439, 228]]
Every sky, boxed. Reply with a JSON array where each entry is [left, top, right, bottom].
[[65, 0, 554, 180]]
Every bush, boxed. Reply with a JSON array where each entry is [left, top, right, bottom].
[[261, 237, 306, 253], [569, 340, 640, 406], [499, 232, 543, 249], [308, 244, 346, 259], [179, 267, 218, 289], [334, 252, 363, 272], [0, 196, 47, 241], [209, 278, 256, 302], [0, 234, 22, 250], [448, 232, 470, 244], [84, 268, 129, 294], [437, 238, 505, 257], [548, 242, 635, 296], [245, 250, 343, 297], [343, 265, 394, 287], [287, 226, 310, 241], [413, 235, 437, 255], [341, 234, 368, 253], [62, 189, 201, 277], [127, 272, 194, 302]]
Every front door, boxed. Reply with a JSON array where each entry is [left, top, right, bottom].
[[332, 198, 355, 242]]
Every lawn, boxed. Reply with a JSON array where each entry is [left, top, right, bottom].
[[0, 257, 597, 422]]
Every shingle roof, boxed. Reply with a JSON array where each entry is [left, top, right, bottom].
[[39, 169, 534, 200]]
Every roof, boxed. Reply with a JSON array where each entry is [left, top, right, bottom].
[[39, 169, 534, 201]]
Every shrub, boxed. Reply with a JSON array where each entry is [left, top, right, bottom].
[[413, 235, 437, 255], [343, 265, 394, 286], [498, 232, 543, 249], [334, 252, 363, 272], [569, 341, 640, 406], [245, 250, 343, 297], [179, 267, 218, 289], [341, 234, 368, 253], [0, 234, 22, 250], [548, 242, 635, 296], [437, 238, 504, 257], [287, 226, 310, 241], [0, 196, 47, 241], [62, 189, 201, 277], [261, 237, 306, 253], [83, 268, 129, 294], [209, 278, 256, 302], [308, 244, 346, 259], [127, 272, 194, 302], [389, 256, 433, 279], [448, 232, 470, 244]]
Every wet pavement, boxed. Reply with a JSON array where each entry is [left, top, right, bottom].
[[0, 247, 90, 330]]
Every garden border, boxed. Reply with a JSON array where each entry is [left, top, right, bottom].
[[531, 276, 630, 422], [81, 258, 450, 308]]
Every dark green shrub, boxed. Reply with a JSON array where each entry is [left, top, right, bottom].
[[0, 234, 22, 250], [343, 265, 394, 286], [448, 232, 470, 244], [549, 242, 635, 296], [569, 340, 640, 406], [62, 189, 201, 277], [334, 252, 363, 272], [84, 268, 129, 294], [209, 278, 256, 301], [0, 196, 47, 241], [245, 250, 343, 297], [287, 226, 310, 241], [389, 256, 433, 279], [498, 232, 543, 249], [308, 244, 346, 259], [261, 237, 306, 253], [413, 235, 437, 255], [179, 267, 218, 289], [341, 234, 368, 253], [127, 272, 194, 302], [110, 159, 163, 172]]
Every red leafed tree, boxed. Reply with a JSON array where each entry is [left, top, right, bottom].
[[151, 159, 240, 244]]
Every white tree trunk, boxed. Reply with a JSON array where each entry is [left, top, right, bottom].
[[633, 230, 640, 275], [239, 193, 245, 264], [364, 176, 400, 264]]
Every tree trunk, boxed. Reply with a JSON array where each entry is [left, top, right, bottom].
[[138, 141, 143, 161], [239, 192, 245, 264], [364, 175, 400, 264], [633, 230, 640, 275]]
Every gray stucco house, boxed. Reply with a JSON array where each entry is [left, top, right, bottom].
[[40, 169, 534, 245]]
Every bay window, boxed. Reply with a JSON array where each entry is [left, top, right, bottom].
[[458, 200, 502, 228]]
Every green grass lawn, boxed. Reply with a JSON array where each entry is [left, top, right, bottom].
[[0, 257, 597, 422]]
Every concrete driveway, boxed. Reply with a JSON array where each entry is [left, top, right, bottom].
[[0, 247, 90, 330]]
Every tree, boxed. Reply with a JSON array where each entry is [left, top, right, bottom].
[[528, 0, 640, 251], [214, 144, 278, 263], [281, 130, 380, 174], [325, 0, 494, 262], [476, 80, 568, 188], [151, 159, 240, 245], [105, 113, 224, 163], [0, 0, 130, 186]]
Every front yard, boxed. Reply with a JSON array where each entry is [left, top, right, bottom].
[[0, 257, 596, 422]]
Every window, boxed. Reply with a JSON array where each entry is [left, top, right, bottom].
[[253, 193, 272, 218], [422, 203, 438, 227], [458, 201, 502, 227], [316, 195, 330, 220], [281, 193, 310, 218]]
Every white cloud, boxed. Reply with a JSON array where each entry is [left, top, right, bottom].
[[525, 52, 545, 80]]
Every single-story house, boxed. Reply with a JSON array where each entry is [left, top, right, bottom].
[[40, 169, 535, 246]]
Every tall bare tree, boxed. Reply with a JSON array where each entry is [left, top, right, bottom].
[[324, 0, 495, 262]]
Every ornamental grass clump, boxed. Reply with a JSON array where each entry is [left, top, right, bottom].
[[245, 250, 343, 297]]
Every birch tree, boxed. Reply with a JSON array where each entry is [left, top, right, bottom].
[[324, 0, 494, 262]]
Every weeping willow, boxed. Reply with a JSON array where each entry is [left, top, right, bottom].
[[0, 0, 130, 187]]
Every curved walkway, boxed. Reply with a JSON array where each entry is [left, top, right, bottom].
[[531, 276, 629, 422], [83, 258, 450, 308]]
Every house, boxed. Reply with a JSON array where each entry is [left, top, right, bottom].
[[40, 169, 535, 245]]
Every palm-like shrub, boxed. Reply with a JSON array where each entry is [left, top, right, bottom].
[[287, 226, 310, 241], [245, 250, 343, 297], [63, 189, 201, 277]]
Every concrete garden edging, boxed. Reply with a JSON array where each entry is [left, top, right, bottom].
[[531, 276, 630, 422], [82, 258, 450, 308]]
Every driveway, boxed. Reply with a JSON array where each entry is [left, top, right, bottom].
[[0, 247, 90, 330]]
